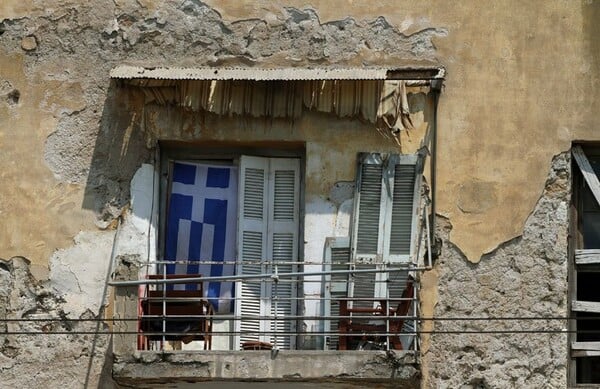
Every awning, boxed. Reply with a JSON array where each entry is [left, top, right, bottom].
[[110, 65, 445, 81], [111, 65, 445, 144]]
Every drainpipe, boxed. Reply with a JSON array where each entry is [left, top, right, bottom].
[[429, 79, 443, 261]]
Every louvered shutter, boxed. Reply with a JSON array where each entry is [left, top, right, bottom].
[[235, 156, 270, 348], [352, 153, 421, 264], [322, 237, 350, 350], [350, 153, 422, 310], [235, 156, 300, 350], [386, 154, 422, 263], [351, 153, 386, 262], [267, 158, 300, 349]]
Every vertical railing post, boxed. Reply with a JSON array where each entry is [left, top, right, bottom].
[[161, 262, 167, 349], [273, 264, 279, 349], [385, 271, 390, 351]]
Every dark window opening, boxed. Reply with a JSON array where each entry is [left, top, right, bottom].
[[571, 145, 600, 384]]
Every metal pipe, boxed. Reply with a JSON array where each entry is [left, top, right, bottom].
[[429, 79, 443, 254], [140, 260, 375, 265], [425, 203, 432, 268], [108, 266, 427, 287]]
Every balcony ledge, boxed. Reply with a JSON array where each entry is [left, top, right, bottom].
[[112, 350, 419, 386]]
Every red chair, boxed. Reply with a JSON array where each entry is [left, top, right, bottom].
[[338, 279, 414, 350], [139, 274, 214, 350]]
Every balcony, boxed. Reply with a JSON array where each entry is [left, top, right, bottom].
[[110, 257, 422, 385]]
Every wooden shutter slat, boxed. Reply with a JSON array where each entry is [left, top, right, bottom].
[[390, 164, 417, 256], [356, 163, 384, 255]]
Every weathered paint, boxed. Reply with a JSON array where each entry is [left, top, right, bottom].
[[0, 1, 598, 387]]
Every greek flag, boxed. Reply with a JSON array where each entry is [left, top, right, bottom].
[[164, 161, 238, 313]]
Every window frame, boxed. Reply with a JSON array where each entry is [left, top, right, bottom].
[[570, 144, 600, 385], [156, 142, 306, 350], [158, 142, 306, 265]]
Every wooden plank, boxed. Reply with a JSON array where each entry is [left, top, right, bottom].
[[575, 249, 600, 264], [572, 146, 600, 206], [571, 341, 600, 351], [572, 349, 600, 357], [571, 300, 600, 313]]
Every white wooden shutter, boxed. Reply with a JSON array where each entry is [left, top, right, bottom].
[[350, 153, 422, 311], [351, 153, 422, 264], [267, 158, 300, 349], [235, 156, 270, 348], [235, 156, 300, 350], [351, 153, 386, 262], [386, 154, 422, 263], [322, 237, 350, 350]]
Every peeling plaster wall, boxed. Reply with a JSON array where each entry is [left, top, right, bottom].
[[0, 257, 114, 387], [422, 153, 570, 388], [207, 0, 600, 263], [0, 0, 598, 387]]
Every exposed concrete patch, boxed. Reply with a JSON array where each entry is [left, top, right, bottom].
[[49, 230, 115, 319], [0, 256, 114, 387], [423, 153, 570, 388]]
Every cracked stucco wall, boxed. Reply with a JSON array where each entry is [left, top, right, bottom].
[[0, 0, 598, 387], [0, 256, 114, 387], [422, 153, 570, 388]]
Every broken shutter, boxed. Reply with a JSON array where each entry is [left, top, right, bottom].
[[349, 152, 421, 315], [387, 154, 422, 262], [351, 153, 422, 264], [235, 156, 300, 350]]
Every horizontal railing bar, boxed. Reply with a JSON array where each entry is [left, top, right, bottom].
[[172, 280, 407, 284], [144, 260, 406, 265], [139, 296, 418, 304], [1, 316, 582, 322], [3, 330, 578, 335], [137, 332, 419, 337], [109, 266, 424, 286], [140, 314, 418, 321]]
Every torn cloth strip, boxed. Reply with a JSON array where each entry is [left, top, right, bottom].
[[164, 161, 238, 313], [133, 79, 413, 136]]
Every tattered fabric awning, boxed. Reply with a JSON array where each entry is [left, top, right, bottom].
[[111, 65, 444, 140]]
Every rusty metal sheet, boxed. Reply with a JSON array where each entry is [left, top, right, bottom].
[[109, 65, 445, 81]]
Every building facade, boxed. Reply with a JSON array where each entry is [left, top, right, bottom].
[[0, 1, 599, 387]]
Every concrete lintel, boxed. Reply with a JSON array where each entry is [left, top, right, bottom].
[[113, 350, 419, 385]]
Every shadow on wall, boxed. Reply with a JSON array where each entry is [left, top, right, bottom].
[[82, 80, 152, 226], [80, 80, 437, 225]]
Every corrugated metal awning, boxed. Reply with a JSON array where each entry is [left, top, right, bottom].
[[109, 65, 445, 81]]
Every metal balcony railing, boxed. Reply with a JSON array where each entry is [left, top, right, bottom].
[[109, 260, 422, 352]]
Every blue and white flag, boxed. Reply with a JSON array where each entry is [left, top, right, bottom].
[[164, 161, 238, 313]]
